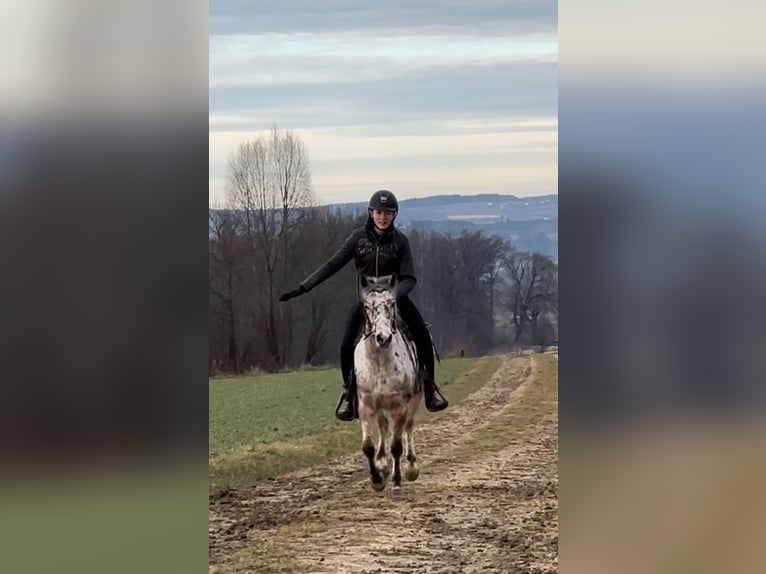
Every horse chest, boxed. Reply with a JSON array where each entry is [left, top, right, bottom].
[[354, 342, 414, 392]]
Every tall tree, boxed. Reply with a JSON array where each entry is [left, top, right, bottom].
[[503, 250, 558, 343], [408, 230, 506, 354], [208, 209, 245, 372], [224, 127, 313, 369]]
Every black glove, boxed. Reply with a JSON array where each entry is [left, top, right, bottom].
[[279, 285, 306, 302]]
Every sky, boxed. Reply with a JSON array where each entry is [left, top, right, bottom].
[[209, 1, 558, 206]]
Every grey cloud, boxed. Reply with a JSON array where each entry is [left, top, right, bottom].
[[210, 0, 557, 36], [210, 61, 557, 131], [316, 149, 556, 173]]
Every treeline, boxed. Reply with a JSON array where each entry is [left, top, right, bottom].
[[208, 128, 557, 375], [209, 207, 557, 374]]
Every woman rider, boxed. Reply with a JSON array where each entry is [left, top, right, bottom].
[[278, 189, 449, 420]]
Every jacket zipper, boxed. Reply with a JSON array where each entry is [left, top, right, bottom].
[[375, 244, 379, 277]]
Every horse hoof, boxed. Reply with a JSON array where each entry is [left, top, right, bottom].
[[371, 480, 386, 492], [405, 465, 419, 482]]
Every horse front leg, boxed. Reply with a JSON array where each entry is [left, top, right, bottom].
[[375, 412, 391, 487], [359, 398, 385, 491], [391, 413, 406, 489], [403, 416, 419, 482]]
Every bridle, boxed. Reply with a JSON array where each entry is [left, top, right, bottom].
[[361, 289, 417, 374], [362, 293, 398, 340]]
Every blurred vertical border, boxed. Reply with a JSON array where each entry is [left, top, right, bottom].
[[560, 1, 766, 573], [0, 1, 209, 573]]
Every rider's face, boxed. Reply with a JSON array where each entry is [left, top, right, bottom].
[[372, 209, 395, 230]]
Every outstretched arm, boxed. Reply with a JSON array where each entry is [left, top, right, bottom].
[[279, 230, 359, 303], [300, 229, 361, 292]]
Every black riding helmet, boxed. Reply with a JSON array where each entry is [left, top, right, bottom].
[[368, 189, 399, 213]]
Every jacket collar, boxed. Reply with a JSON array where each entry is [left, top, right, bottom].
[[366, 216, 396, 240]]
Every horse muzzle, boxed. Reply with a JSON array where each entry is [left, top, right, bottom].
[[375, 333, 392, 348]]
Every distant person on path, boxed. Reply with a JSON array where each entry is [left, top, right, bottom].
[[279, 190, 448, 420]]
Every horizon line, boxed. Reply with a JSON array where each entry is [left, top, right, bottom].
[[209, 190, 558, 208]]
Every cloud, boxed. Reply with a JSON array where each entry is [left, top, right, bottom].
[[210, 32, 556, 88], [209, 117, 557, 204], [210, 61, 558, 132], [210, 0, 557, 36], [208, 1, 558, 204]]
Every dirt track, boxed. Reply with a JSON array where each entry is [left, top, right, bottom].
[[209, 353, 558, 573]]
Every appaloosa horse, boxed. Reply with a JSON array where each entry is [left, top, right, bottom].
[[355, 274, 422, 491]]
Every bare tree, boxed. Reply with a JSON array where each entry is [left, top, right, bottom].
[[408, 230, 507, 354], [224, 126, 314, 369], [209, 208, 244, 372], [503, 250, 558, 343], [487, 253, 504, 341]]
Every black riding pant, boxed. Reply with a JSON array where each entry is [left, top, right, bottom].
[[340, 296, 434, 387]]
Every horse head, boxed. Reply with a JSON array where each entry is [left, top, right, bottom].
[[360, 274, 398, 349]]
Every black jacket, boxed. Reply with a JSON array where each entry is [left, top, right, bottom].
[[300, 218, 416, 297]]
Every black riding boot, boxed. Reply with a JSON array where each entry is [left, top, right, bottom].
[[423, 368, 448, 412], [335, 372, 358, 421]]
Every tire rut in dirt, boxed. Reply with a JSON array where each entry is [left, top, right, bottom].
[[209, 354, 556, 573]]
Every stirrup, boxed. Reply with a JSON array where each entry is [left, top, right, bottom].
[[425, 382, 448, 412], [335, 392, 357, 421]]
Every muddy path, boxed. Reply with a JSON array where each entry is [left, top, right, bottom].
[[209, 353, 558, 573]]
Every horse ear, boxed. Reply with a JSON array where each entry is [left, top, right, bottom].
[[389, 274, 397, 287]]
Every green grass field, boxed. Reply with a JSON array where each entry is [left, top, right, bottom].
[[209, 356, 502, 492]]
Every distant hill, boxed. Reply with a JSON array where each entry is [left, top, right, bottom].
[[329, 194, 558, 259], [330, 193, 557, 224], [210, 193, 558, 259]]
